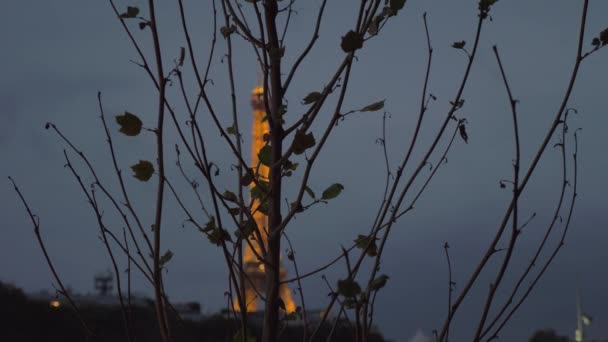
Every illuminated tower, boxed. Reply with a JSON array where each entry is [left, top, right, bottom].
[[236, 81, 296, 313], [575, 289, 592, 342]]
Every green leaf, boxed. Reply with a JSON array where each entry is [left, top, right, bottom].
[[257, 200, 270, 216], [337, 278, 361, 298], [115, 111, 143, 136], [201, 217, 216, 233], [451, 40, 466, 49], [321, 183, 344, 200], [159, 250, 173, 267], [284, 160, 299, 171], [369, 274, 389, 291], [223, 190, 238, 203], [304, 185, 316, 199], [354, 235, 370, 249], [226, 125, 237, 136], [292, 130, 316, 155], [240, 169, 254, 186], [354, 234, 378, 257], [131, 160, 154, 181], [278, 104, 288, 116], [258, 145, 272, 166], [228, 207, 241, 216], [208, 228, 231, 246], [361, 100, 385, 112], [251, 180, 269, 200], [120, 6, 140, 19], [235, 219, 257, 239], [389, 0, 407, 15], [302, 91, 322, 105], [341, 30, 364, 53]]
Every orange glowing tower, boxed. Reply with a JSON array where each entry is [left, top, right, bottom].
[[237, 80, 296, 313]]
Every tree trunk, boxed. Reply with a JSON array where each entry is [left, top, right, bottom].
[[262, 1, 283, 342]]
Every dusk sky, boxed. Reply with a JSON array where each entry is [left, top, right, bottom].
[[1, 1, 607, 341]]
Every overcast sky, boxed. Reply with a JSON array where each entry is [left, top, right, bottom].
[[1, 1, 607, 341]]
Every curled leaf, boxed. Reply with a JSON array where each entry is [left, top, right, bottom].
[[223, 190, 238, 203], [452, 40, 466, 49], [479, 0, 498, 12], [361, 100, 385, 112], [201, 217, 216, 233], [458, 123, 469, 144], [302, 92, 322, 105], [368, 15, 384, 35], [208, 228, 231, 246], [177, 47, 186, 66], [159, 250, 173, 267], [389, 0, 407, 15], [220, 25, 236, 38], [304, 186, 316, 199], [341, 30, 363, 53], [228, 207, 242, 216], [120, 6, 140, 19], [600, 28, 608, 46]]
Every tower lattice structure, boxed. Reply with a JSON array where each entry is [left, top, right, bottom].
[[236, 82, 296, 313]]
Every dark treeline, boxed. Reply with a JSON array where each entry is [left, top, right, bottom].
[[1, 282, 386, 342]]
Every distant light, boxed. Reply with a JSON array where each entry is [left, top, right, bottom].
[[50, 300, 61, 308], [258, 264, 265, 271], [582, 313, 592, 326], [252, 86, 264, 95]]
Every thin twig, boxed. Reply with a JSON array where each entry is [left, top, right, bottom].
[[9, 177, 94, 337]]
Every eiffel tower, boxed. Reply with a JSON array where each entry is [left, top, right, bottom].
[[235, 80, 296, 313]]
